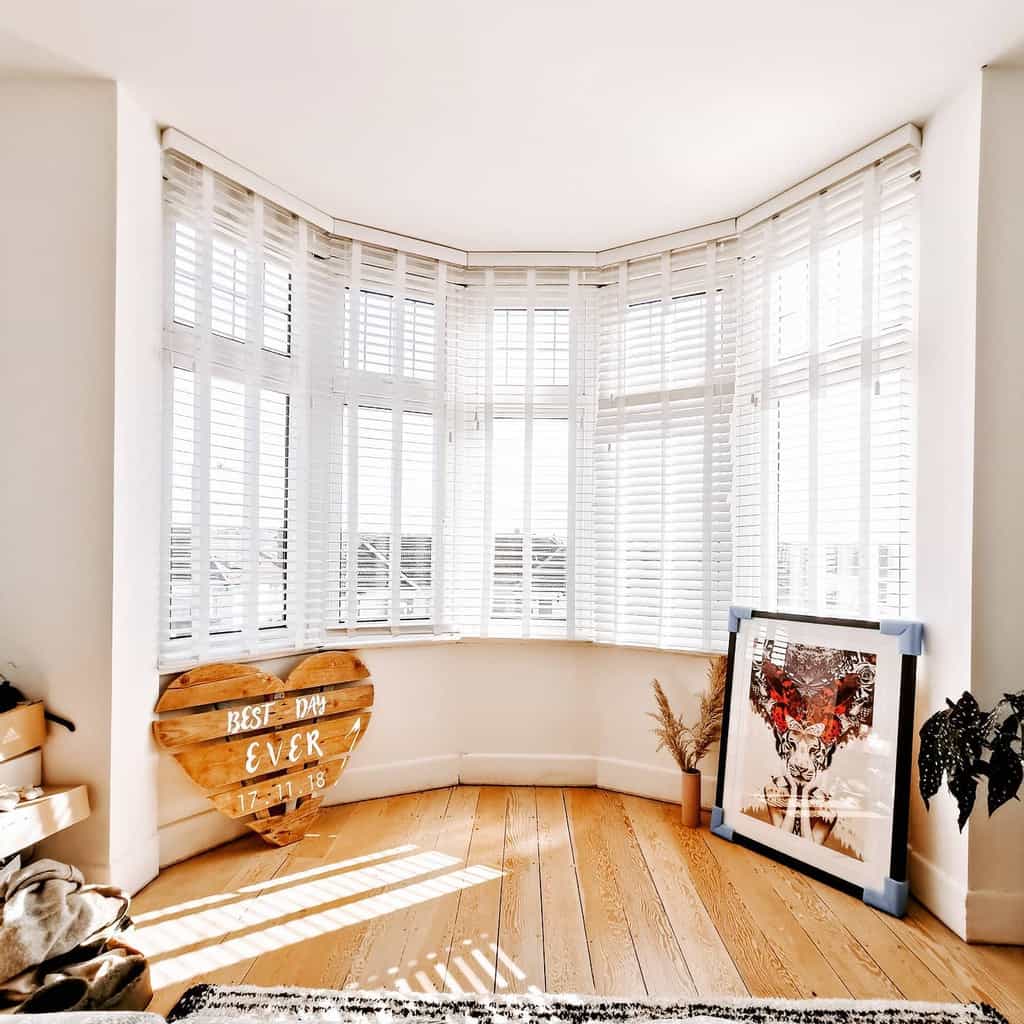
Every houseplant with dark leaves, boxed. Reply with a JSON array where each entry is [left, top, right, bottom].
[[918, 690, 1024, 829]]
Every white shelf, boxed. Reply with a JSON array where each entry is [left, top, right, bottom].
[[0, 785, 90, 859]]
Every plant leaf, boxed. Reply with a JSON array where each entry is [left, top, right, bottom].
[[918, 706, 951, 806], [949, 767, 978, 831], [988, 716, 1023, 816]]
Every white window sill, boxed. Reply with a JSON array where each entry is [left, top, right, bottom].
[[158, 631, 463, 676]]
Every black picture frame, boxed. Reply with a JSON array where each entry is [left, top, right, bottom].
[[710, 606, 922, 917]]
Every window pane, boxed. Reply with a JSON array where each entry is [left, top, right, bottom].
[[494, 309, 528, 388], [534, 309, 569, 386], [258, 389, 289, 627], [401, 410, 433, 621], [772, 258, 808, 362], [173, 222, 198, 328], [211, 237, 248, 341], [360, 291, 393, 374], [168, 367, 196, 637], [492, 418, 525, 620], [263, 259, 292, 355], [356, 405, 393, 623], [490, 417, 568, 627], [530, 418, 569, 624], [209, 377, 246, 632], [405, 298, 435, 382]]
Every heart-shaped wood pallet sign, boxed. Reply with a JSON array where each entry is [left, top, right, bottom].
[[153, 652, 373, 846]]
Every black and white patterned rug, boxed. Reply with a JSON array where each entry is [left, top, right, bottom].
[[167, 984, 1008, 1024]]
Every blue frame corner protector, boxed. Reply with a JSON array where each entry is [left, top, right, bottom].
[[710, 805, 733, 842], [863, 877, 910, 917]]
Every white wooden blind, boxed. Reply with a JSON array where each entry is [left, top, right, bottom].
[[594, 242, 737, 651], [732, 149, 918, 618], [162, 155, 453, 665], [162, 153, 310, 663], [447, 267, 595, 639], [325, 243, 451, 634], [161, 141, 918, 666]]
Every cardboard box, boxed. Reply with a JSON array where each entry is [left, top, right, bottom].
[[0, 701, 46, 762], [0, 748, 42, 789]]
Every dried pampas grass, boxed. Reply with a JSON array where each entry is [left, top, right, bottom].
[[648, 655, 727, 772]]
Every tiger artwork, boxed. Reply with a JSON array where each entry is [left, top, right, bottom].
[[744, 638, 876, 857]]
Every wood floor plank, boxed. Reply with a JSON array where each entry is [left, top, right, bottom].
[[136, 786, 1023, 1016], [703, 833, 849, 998], [807, 879, 956, 1003], [973, 943, 1024, 1009], [622, 796, 745, 997], [673, 826, 798, 998], [274, 800, 361, 869], [393, 785, 483, 993], [589, 791, 695, 998], [131, 835, 293, 1014], [536, 788, 594, 995], [233, 796, 391, 990], [238, 792, 429, 990], [444, 786, 509, 994], [880, 900, 1024, 1022], [496, 787, 545, 994], [763, 860, 901, 999], [341, 788, 455, 991], [324, 791, 448, 990], [564, 789, 646, 997]]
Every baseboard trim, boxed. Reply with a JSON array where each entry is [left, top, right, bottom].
[[908, 846, 968, 939], [597, 756, 717, 808], [459, 753, 597, 786], [159, 807, 247, 868], [156, 753, 715, 867], [328, 755, 461, 805], [105, 842, 161, 897], [966, 886, 1024, 944]]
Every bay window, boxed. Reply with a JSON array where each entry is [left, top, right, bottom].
[[160, 142, 917, 668]]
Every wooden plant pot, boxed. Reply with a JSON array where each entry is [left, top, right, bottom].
[[680, 768, 701, 828]]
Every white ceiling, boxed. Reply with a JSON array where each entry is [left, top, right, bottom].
[[3, 2, 1024, 251]]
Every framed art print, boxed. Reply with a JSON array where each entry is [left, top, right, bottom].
[[711, 607, 922, 917]]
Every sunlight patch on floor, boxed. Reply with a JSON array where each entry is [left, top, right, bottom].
[[353, 933, 543, 996], [133, 844, 419, 926], [147, 863, 504, 988], [133, 850, 461, 956]]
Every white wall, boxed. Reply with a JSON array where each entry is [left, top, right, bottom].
[[0, 77, 162, 891], [967, 65, 1024, 944], [913, 70, 982, 938], [0, 78, 119, 872], [156, 641, 717, 866], [915, 64, 1024, 944], [108, 83, 163, 894]]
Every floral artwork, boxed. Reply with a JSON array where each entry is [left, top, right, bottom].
[[741, 637, 876, 860], [716, 611, 919, 912]]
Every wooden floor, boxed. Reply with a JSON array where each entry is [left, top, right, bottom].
[[130, 787, 1024, 1019]]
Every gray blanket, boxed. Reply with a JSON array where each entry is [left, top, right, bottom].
[[0, 860, 129, 985]]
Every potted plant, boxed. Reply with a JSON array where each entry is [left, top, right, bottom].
[[648, 656, 727, 827], [918, 689, 1024, 829]]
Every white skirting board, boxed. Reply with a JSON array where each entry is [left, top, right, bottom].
[[156, 753, 715, 868], [325, 754, 461, 804], [908, 846, 968, 939], [159, 804, 248, 869], [457, 753, 597, 787], [907, 845, 1024, 944], [966, 886, 1024, 945]]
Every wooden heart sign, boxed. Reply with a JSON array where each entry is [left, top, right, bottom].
[[153, 652, 373, 846]]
